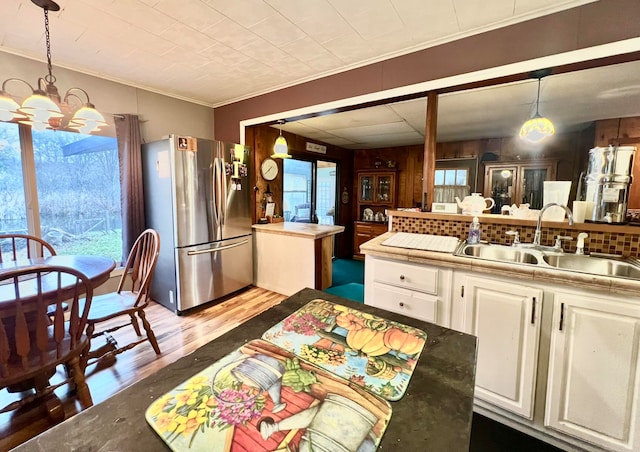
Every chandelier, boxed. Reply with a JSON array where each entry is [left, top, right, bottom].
[[519, 69, 555, 143], [0, 0, 107, 134]]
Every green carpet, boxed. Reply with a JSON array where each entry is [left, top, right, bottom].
[[324, 283, 364, 303], [331, 258, 364, 286], [325, 259, 365, 303]]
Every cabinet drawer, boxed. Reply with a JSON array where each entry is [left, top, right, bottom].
[[370, 282, 437, 323], [355, 222, 387, 234], [373, 259, 438, 295]]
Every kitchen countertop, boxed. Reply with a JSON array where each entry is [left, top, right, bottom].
[[361, 232, 640, 296], [14, 288, 477, 452], [252, 222, 345, 239]]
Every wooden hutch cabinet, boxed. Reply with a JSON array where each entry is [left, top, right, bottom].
[[353, 169, 397, 259], [484, 160, 557, 214]]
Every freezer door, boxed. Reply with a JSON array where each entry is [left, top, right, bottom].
[[175, 236, 253, 312]]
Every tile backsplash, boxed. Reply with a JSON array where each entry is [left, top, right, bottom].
[[391, 215, 640, 257]]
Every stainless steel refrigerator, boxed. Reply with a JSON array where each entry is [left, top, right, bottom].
[[141, 135, 252, 314]]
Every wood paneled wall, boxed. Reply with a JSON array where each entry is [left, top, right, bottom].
[[354, 126, 597, 209], [246, 124, 355, 258]]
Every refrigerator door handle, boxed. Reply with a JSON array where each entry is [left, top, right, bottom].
[[187, 239, 250, 255], [219, 157, 227, 226], [212, 157, 222, 231]]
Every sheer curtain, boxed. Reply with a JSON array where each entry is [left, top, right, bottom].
[[115, 114, 145, 264], [434, 185, 470, 203]]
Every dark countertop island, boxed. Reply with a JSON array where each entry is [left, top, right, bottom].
[[14, 288, 477, 451]]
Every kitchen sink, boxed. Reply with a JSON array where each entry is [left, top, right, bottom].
[[456, 243, 540, 265], [542, 254, 640, 279], [455, 242, 640, 280]]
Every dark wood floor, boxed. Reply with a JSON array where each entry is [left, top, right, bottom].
[[1, 286, 564, 451]]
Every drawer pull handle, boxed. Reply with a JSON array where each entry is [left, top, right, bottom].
[[399, 275, 405, 281], [399, 302, 404, 308]]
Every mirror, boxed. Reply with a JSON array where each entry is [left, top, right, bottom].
[[278, 59, 640, 208]]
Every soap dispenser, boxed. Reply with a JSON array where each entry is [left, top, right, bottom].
[[576, 232, 588, 255], [467, 217, 481, 244]]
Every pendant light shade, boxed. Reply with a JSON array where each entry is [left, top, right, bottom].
[[273, 120, 291, 159], [519, 69, 555, 143]]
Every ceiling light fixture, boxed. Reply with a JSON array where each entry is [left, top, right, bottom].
[[519, 68, 555, 143], [272, 120, 291, 159], [0, 0, 107, 134]]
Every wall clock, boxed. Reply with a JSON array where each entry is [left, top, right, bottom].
[[260, 157, 279, 181]]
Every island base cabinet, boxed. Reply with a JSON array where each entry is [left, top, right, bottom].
[[454, 273, 542, 419], [368, 281, 437, 323], [545, 291, 640, 452], [364, 255, 452, 327]]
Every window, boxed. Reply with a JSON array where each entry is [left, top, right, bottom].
[[434, 168, 470, 203], [0, 122, 123, 262]]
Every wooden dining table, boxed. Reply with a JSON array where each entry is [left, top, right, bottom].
[[0, 255, 116, 304], [0, 254, 116, 420]]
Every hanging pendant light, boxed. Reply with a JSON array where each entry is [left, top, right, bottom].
[[519, 69, 555, 143], [0, 0, 107, 133], [272, 120, 291, 159]]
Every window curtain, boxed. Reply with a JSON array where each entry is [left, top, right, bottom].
[[115, 114, 145, 264], [434, 185, 470, 203]]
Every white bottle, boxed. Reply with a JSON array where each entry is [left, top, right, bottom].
[[467, 216, 481, 244]]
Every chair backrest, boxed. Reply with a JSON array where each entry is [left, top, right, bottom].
[[0, 265, 93, 385], [117, 229, 160, 307], [0, 234, 56, 264]]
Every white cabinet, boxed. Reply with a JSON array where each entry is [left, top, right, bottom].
[[545, 289, 640, 452], [363, 250, 640, 451], [453, 272, 542, 419], [364, 256, 452, 326]]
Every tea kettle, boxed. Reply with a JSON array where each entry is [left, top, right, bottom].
[[455, 193, 495, 215]]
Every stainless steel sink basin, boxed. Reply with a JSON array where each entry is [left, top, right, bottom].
[[542, 254, 640, 279], [455, 242, 640, 280], [456, 243, 540, 265]]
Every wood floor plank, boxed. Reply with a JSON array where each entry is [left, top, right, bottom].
[[0, 286, 286, 451]]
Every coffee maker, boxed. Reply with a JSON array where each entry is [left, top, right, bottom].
[[583, 145, 636, 224]]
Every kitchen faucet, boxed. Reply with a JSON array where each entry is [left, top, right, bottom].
[[532, 203, 574, 247]]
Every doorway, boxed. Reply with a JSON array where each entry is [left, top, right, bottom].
[[283, 159, 337, 225]]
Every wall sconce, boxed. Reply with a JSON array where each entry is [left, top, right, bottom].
[[519, 68, 555, 143], [272, 120, 291, 159]]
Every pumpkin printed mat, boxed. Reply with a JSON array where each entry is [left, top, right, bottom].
[[145, 339, 391, 452], [261, 299, 427, 401]]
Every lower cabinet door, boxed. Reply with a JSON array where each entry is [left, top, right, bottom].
[[461, 274, 542, 419], [369, 282, 437, 323], [545, 291, 640, 452]]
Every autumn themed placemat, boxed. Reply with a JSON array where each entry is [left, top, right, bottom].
[[261, 299, 427, 401], [145, 339, 391, 452]]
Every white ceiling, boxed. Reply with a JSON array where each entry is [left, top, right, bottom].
[[1, 0, 594, 107], [4, 0, 635, 149]]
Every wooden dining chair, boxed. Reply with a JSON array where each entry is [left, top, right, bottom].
[[84, 229, 161, 366], [0, 264, 94, 420], [0, 233, 56, 263]]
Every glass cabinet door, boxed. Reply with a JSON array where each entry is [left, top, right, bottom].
[[360, 175, 374, 201], [376, 176, 392, 202], [488, 167, 516, 213], [520, 168, 548, 209]]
